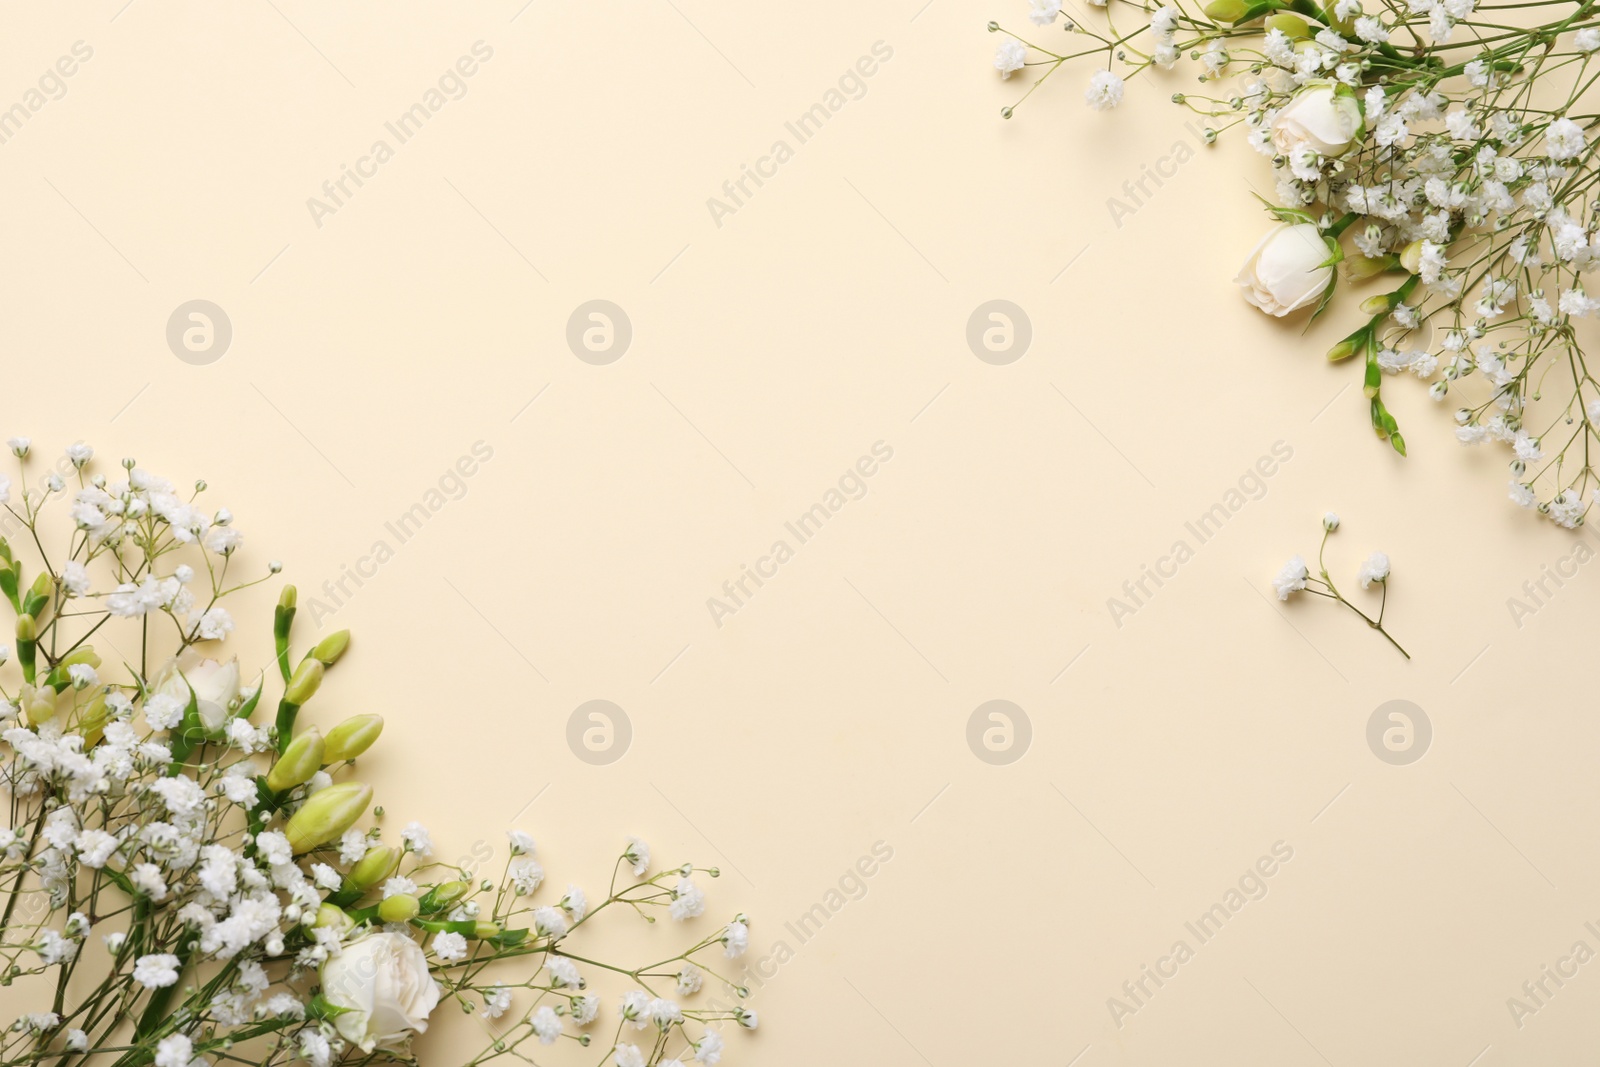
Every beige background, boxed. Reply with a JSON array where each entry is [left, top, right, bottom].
[[1, 0, 1597, 1063]]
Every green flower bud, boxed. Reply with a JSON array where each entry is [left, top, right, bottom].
[[15, 615, 36, 642], [324, 715, 383, 762], [61, 646, 102, 669], [1327, 331, 1367, 362], [472, 921, 501, 940], [1204, 0, 1247, 21], [286, 781, 372, 854], [266, 727, 325, 792], [311, 630, 351, 666], [21, 684, 56, 725], [428, 881, 469, 909], [1344, 254, 1398, 281], [1265, 12, 1310, 37], [279, 586, 298, 610], [378, 894, 420, 923], [344, 845, 402, 892], [284, 659, 324, 706], [315, 903, 353, 932], [1399, 239, 1424, 274]]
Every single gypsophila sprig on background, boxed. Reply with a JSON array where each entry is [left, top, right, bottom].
[[1273, 511, 1410, 657], [0, 438, 757, 1067], [989, 0, 1600, 530]]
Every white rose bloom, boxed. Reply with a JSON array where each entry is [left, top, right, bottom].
[[319, 932, 441, 1053], [150, 657, 242, 733], [1235, 223, 1335, 317], [1270, 84, 1363, 158]]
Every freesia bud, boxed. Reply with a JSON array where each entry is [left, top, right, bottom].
[[1265, 12, 1310, 37], [1327, 333, 1366, 362], [284, 659, 324, 706], [311, 630, 351, 666], [1399, 239, 1424, 274], [15, 615, 35, 642], [324, 714, 383, 762], [61, 647, 102, 669], [267, 727, 325, 792], [286, 781, 372, 854], [378, 894, 421, 923], [345, 845, 403, 892], [1344, 254, 1397, 280], [428, 881, 469, 909], [315, 903, 353, 932], [279, 585, 298, 610], [1204, 0, 1247, 21], [472, 922, 501, 940], [1359, 293, 1395, 316], [21, 685, 56, 725]]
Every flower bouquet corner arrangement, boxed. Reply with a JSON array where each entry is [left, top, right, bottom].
[[0, 438, 756, 1067], [990, 0, 1600, 527]]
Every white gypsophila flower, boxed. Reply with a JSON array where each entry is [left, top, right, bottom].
[[1546, 117, 1586, 160], [722, 921, 749, 957], [400, 821, 433, 856], [1084, 69, 1125, 109], [191, 606, 235, 642], [546, 956, 582, 988], [1578, 26, 1600, 50], [133, 953, 182, 989], [994, 38, 1027, 77], [1028, 0, 1062, 24], [1273, 556, 1310, 600], [1357, 552, 1391, 587], [694, 1031, 724, 1065], [531, 1006, 562, 1044], [382, 876, 418, 899], [508, 829, 536, 855], [511, 857, 545, 894], [614, 1045, 646, 1067], [534, 906, 569, 938], [561, 884, 588, 921], [432, 931, 468, 962], [677, 964, 704, 994], [624, 836, 650, 876], [62, 561, 91, 597], [669, 877, 706, 921], [481, 985, 514, 1019]]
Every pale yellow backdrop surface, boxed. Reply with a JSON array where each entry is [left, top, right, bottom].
[[0, 1, 1595, 1064]]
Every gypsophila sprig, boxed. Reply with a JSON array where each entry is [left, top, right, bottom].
[[991, 0, 1600, 526], [0, 440, 757, 1067], [1274, 512, 1410, 656]]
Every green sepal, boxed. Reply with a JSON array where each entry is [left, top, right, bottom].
[[164, 683, 204, 776], [308, 994, 355, 1021]]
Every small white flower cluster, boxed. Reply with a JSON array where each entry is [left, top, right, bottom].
[[1273, 513, 1408, 657], [1, 442, 758, 1067]]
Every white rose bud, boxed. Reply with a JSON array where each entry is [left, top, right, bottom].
[[1235, 222, 1336, 317], [319, 932, 441, 1053], [1270, 83, 1363, 158]]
